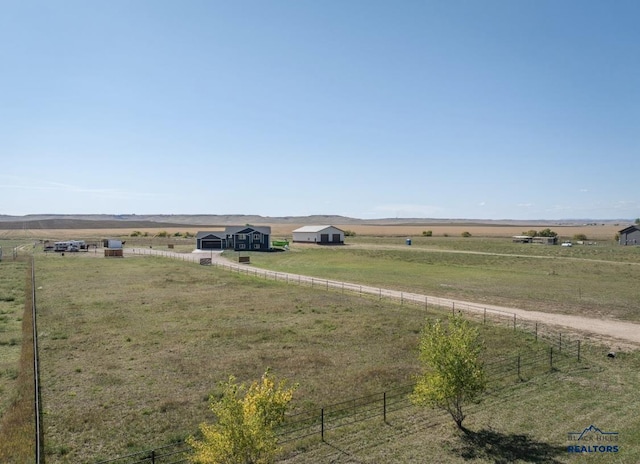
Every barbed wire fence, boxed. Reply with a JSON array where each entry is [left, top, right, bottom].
[[88, 249, 585, 464]]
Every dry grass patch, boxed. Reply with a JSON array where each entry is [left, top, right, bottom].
[[36, 254, 571, 463]]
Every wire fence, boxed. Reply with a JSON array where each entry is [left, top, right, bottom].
[[93, 325, 582, 464], [1, 238, 614, 464], [127, 248, 595, 346], [42, 248, 584, 464]]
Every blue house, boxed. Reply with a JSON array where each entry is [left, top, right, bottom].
[[196, 226, 271, 251]]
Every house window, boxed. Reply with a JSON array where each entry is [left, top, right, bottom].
[[254, 244, 260, 249], [253, 234, 260, 240], [237, 234, 246, 240], [238, 244, 246, 249]]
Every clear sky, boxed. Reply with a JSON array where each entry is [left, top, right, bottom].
[[1, 1, 638, 220]]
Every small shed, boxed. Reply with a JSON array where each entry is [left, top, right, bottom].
[[292, 225, 345, 244], [619, 225, 640, 245]]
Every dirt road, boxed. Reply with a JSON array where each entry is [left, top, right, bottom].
[[126, 248, 640, 348]]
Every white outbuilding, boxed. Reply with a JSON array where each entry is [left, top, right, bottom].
[[292, 225, 345, 244]]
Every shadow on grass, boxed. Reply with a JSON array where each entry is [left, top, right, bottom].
[[455, 428, 566, 464]]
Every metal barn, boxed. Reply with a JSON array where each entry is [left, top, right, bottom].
[[292, 225, 345, 244]]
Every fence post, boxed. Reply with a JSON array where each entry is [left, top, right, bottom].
[[535, 322, 538, 342], [513, 313, 516, 330], [452, 302, 455, 315], [559, 333, 562, 353], [577, 340, 581, 362], [483, 308, 486, 324], [517, 355, 521, 379], [550, 347, 553, 370], [151, 450, 155, 464], [383, 392, 387, 423], [321, 408, 325, 442], [401, 293, 404, 305]]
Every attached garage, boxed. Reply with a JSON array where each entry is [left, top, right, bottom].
[[196, 231, 226, 249], [292, 225, 345, 244]]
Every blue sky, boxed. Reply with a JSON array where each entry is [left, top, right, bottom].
[[1, 1, 638, 220]]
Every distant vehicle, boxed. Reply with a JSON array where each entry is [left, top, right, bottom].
[[561, 242, 572, 247], [54, 240, 87, 252]]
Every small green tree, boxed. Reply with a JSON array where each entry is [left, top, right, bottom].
[[422, 230, 433, 237], [538, 228, 557, 237], [411, 315, 486, 430], [573, 233, 587, 241], [188, 371, 297, 464], [461, 231, 472, 238], [523, 230, 538, 237], [635, 218, 640, 225]]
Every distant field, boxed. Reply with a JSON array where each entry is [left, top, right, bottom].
[[0, 221, 624, 241], [233, 236, 640, 324]]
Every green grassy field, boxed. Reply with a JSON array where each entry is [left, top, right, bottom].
[[0, 257, 26, 417], [0, 255, 36, 463], [231, 237, 640, 322], [32, 252, 640, 463]]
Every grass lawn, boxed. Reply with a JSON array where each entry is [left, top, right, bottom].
[[34, 252, 640, 463], [236, 237, 640, 322], [0, 257, 27, 416]]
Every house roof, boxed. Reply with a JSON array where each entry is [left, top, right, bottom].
[[196, 231, 226, 239], [293, 225, 344, 233], [619, 224, 640, 234], [225, 226, 271, 235]]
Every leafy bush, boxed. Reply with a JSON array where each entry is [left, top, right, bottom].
[[461, 231, 472, 238], [538, 228, 557, 237], [422, 230, 433, 237]]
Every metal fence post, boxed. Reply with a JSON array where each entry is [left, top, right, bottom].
[[550, 347, 553, 370], [577, 340, 581, 362], [559, 333, 562, 353], [321, 408, 325, 442]]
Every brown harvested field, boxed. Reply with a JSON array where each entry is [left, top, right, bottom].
[[321, 224, 620, 240], [0, 223, 622, 241]]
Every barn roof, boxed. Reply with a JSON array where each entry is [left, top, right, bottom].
[[293, 225, 343, 233], [619, 224, 640, 234]]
